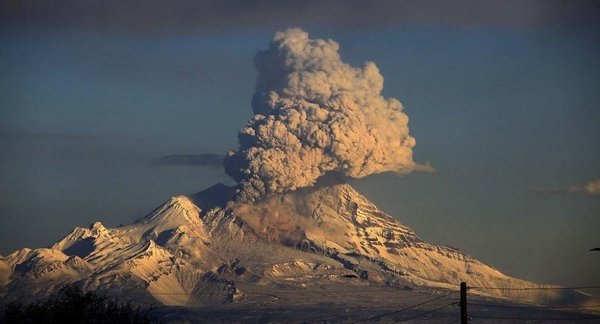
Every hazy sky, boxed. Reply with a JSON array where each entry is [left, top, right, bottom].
[[1, 1, 599, 287]]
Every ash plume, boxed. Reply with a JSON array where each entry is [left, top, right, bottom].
[[225, 28, 430, 201]]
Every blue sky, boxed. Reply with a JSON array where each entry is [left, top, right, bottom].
[[1, 1, 599, 287]]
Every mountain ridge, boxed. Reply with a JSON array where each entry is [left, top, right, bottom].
[[1, 183, 596, 309]]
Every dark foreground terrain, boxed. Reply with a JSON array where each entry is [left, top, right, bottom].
[[149, 283, 600, 323]]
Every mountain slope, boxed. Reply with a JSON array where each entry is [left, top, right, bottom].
[[247, 185, 600, 304], [0, 183, 595, 308]]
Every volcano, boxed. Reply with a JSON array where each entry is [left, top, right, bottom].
[[1, 183, 595, 317]]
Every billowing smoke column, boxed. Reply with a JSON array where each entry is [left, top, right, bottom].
[[225, 28, 427, 202]]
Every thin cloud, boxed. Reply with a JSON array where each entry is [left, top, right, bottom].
[[567, 178, 600, 196], [1, 0, 599, 34], [533, 178, 600, 197], [151, 154, 223, 167]]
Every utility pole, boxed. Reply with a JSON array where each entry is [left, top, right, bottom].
[[460, 282, 468, 324]]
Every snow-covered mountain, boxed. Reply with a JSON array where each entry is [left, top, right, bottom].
[[0, 183, 595, 308]]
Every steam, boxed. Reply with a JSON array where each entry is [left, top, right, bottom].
[[225, 28, 429, 201]]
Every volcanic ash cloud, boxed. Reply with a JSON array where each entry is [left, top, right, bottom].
[[225, 28, 427, 202]]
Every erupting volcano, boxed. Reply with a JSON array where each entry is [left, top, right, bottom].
[[1, 29, 597, 322]]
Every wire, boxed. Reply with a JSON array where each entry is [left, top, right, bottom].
[[469, 302, 600, 309], [150, 288, 406, 295], [245, 288, 415, 294], [471, 315, 600, 321], [147, 289, 453, 296], [469, 285, 600, 291], [351, 291, 456, 323], [148, 285, 600, 294], [396, 302, 457, 322]]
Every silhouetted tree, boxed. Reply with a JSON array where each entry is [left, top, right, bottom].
[[0, 286, 152, 323]]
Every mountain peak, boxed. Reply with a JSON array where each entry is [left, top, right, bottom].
[[138, 195, 202, 228], [89, 222, 109, 236], [169, 195, 199, 211]]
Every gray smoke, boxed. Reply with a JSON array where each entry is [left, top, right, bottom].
[[225, 28, 430, 201]]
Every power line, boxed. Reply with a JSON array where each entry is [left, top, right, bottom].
[[396, 302, 457, 322], [469, 302, 600, 309], [146, 288, 432, 295], [351, 291, 456, 323], [469, 285, 600, 291], [471, 314, 600, 321], [149, 290, 371, 295], [148, 285, 600, 294], [112, 282, 600, 322], [245, 288, 418, 294]]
